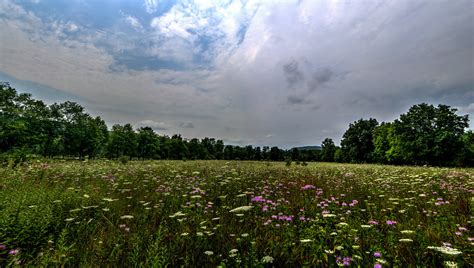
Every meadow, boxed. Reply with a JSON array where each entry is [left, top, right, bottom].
[[0, 160, 472, 267]]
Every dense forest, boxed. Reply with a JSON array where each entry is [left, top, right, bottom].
[[1, 82, 472, 166]]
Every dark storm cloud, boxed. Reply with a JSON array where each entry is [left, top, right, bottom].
[[282, 59, 304, 88], [179, 122, 195, 128], [307, 68, 333, 92], [287, 95, 310, 105]]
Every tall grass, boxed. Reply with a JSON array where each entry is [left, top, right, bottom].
[[0, 160, 472, 266]]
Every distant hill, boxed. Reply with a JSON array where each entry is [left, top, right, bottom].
[[293, 145, 321, 151]]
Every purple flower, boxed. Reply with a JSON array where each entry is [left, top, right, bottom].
[[8, 249, 19, 255], [386, 220, 397, 225], [301, 184, 316, 190], [374, 263, 382, 268], [368, 220, 379, 225], [374, 251, 381, 257], [0, 244, 6, 250]]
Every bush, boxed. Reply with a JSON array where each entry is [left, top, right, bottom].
[[118, 156, 129, 164]]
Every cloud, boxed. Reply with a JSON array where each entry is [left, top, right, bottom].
[[307, 68, 333, 92], [136, 120, 171, 131], [282, 59, 304, 88], [124, 14, 143, 31], [144, 0, 159, 14], [179, 122, 194, 128], [287, 95, 308, 105], [0, 0, 472, 147]]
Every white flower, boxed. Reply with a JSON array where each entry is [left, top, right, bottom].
[[261, 255, 274, 263], [120, 215, 134, 219], [204, 251, 214, 256], [229, 206, 253, 213], [444, 261, 458, 268]]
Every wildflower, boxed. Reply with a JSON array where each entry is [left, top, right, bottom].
[[428, 246, 462, 256], [204, 251, 214, 256], [374, 251, 381, 257], [300, 239, 313, 243], [400, 230, 415, 234], [301, 184, 316, 190], [386, 220, 397, 225], [0, 244, 6, 251], [261, 255, 274, 263], [361, 224, 371, 228], [181, 232, 189, 236], [120, 215, 134, 219], [169, 211, 187, 218], [368, 220, 379, 225], [399, 238, 413, 242], [8, 249, 19, 255], [444, 261, 458, 268], [374, 264, 382, 268], [229, 206, 253, 213]]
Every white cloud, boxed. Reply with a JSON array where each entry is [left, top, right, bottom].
[[144, 0, 159, 14], [124, 15, 143, 31]]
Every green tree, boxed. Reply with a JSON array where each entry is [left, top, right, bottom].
[[372, 122, 394, 163], [458, 130, 474, 166], [392, 103, 468, 165], [340, 118, 378, 163], [107, 124, 138, 158], [137, 127, 160, 159], [321, 138, 336, 162], [269, 146, 282, 161]]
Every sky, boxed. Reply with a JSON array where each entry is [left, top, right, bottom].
[[0, 0, 473, 148]]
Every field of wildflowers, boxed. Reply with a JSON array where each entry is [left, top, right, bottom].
[[0, 160, 472, 267]]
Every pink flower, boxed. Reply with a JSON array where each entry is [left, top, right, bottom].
[[368, 220, 379, 225], [386, 220, 397, 225], [8, 249, 19, 255], [374, 264, 382, 268], [373, 251, 381, 257], [301, 184, 316, 190]]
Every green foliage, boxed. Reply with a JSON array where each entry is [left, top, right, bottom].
[[341, 118, 378, 163], [381, 104, 469, 166], [321, 138, 336, 162]]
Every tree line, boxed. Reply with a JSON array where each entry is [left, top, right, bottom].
[[1, 82, 472, 166], [319, 104, 473, 166]]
